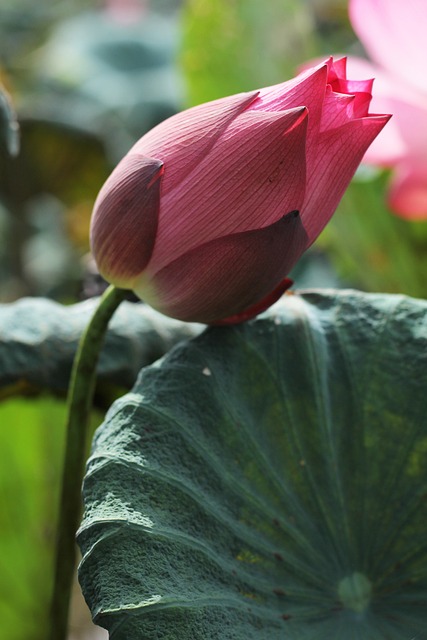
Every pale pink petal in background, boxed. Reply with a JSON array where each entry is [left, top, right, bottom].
[[389, 161, 427, 219], [350, 0, 427, 94], [348, 0, 427, 218], [346, 57, 427, 167]]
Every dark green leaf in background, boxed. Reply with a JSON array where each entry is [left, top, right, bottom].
[[78, 290, 427, 639], [0, 86, 19, 156], [27, 9, 183, 158], [0, 297, 201, 395]]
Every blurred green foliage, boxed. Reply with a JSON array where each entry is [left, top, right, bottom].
[[0, 395, 101, 640], [0, 396, 64, 640], [0, 0, 183, 301], [0, 86, 19, 156], [182, 0, 318, 104], [323, 170, 427, 297]]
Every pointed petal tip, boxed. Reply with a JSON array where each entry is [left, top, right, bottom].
[[280, 106, 308, 135], [146, 160, 165, 188], [363, 113, 393, 131], [293, 105, 309, 119], [302, 59, 330, 81], [280, 107, 308, 134]]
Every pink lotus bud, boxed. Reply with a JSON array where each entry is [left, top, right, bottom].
[[90, 57, 390, 323]]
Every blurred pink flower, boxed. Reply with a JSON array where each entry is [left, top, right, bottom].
[[347, 0, 427, 219], [90, 57, 389, 324], [104, 0, 147, 24]]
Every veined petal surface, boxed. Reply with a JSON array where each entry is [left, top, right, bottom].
[[90, 155, 163, 288], [147, 108, 308, 274], [134, 91, 259, 196], [302, 115, 390, 242], [251, 63, 328, 150], [138, 210, 307, 323]]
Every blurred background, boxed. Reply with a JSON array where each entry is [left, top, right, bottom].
[[0, 0, 426, 638], [2, 0, 426, 306]]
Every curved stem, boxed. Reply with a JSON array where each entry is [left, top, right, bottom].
[[49, 285, 128, 640]]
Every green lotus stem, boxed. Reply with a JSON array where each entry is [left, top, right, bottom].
[[49, 285, 128, 640]]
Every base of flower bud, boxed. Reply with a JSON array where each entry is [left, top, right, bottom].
[[212, 277, 293, 325]]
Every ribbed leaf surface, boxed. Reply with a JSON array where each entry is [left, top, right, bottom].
[[78, 290, 427, 639], [0, 297, 201, 393]]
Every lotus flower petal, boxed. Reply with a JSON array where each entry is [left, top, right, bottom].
[[136, 210, 307, 324], [302, 114, 391, 242], [212, 277, 293, 325], [350, 0, 427, 94], [388, 161, 427, 220], [90, 57, 389, 322], [320, 87, 359, 131], [346, 56, 427, 167], [252, 63, 328, 148], [346, 1, 427, 218], [90, 155, 163, 288], [148, 107, 308, 273], [134, 91, 259, 195]]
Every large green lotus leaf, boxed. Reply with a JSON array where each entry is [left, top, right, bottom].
[[0, 297, 201, 394], [78, 290, 427, 639]]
